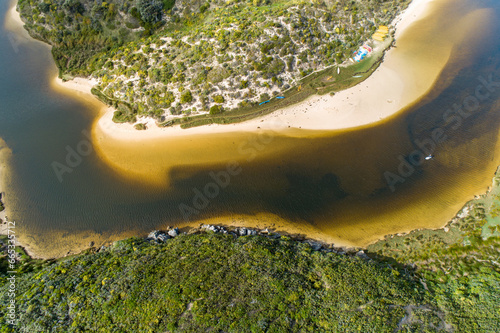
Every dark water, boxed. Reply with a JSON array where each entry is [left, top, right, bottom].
[[1, 0, 500, 256]]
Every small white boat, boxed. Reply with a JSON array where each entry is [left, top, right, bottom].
[[425, 154, 433, 160]]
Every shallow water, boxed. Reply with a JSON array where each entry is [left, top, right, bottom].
[[1, 0, 500, 257]]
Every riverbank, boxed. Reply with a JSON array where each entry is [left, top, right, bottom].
[[5, 0, 23, 28], [13, 211, 351, 260], [25, 0, 484, 141], [3, 218, 498, 331]]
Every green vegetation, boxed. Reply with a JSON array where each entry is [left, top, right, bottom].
[[0, 236, 54, 285], [367, 167, 500, 332], [209, 104, 222, 115], [1, 232, 443, 332], [18, 0, 410, 125], [167, 44, 388, 128]]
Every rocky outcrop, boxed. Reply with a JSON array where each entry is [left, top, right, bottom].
[[144, 224, 370, 259]]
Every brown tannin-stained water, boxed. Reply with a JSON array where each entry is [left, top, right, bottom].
[[0, 0, 500, 257]]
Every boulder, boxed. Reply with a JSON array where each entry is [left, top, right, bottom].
[[147, 230, 170, 242], [157, 233, 171, 242], [168, 227, 179, 237], [201, 224, 227, 233], [148, 230, 161, 240], [356, 250, 370, 260], [305, 240, 322, 251]]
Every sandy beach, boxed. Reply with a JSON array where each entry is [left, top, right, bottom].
[[53, 76, 98, 96]]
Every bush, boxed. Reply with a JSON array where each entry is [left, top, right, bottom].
[[207, 67, 230, 83], [134, 123, 147, 130], [162, 0, 176, 11], [180, 90, 193, 104], [259, 93, 270, 102], [63, 0, 85, 15], [213, 95, 224, 103], [239, 80, 249, 89], [210, 105, 222, 115], [137, 0, 163, 24]]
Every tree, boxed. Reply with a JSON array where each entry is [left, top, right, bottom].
[[136, 0, 163, 24], [63, 0, 85, 15]]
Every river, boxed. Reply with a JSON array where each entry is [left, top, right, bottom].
[[1, 0, 499, 257]]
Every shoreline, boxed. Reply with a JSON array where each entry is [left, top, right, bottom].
[[5, 0, 23, 27]]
